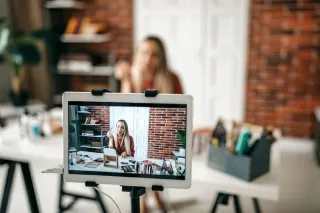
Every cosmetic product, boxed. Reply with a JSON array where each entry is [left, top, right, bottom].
[[235, 128, 252, 155]]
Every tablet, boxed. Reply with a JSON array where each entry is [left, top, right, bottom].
[[63, 92, 193, 189]]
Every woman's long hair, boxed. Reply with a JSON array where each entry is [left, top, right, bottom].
[[131, 35, 175, 93], [113, 120, 132, 156]]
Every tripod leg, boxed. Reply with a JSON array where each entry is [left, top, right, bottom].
[[130, 187, 146, 213], [131, 196, 140, 213]]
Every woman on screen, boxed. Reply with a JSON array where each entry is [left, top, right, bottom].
[[115, 35, 183, 213], [107, 119, 135, 158]]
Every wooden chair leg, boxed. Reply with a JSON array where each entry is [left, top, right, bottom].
[[140, 194, 148, 213], [153, 191, 167, 213]]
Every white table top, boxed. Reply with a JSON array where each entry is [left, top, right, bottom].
[[0, 121, 279, 201], [0, 100, 46, 118], [192, 152, 279, 201]]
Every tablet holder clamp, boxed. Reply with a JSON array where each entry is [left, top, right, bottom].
[[88, 89, 164, 213]]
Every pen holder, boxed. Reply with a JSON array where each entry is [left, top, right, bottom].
[[207, 136, 271, 181]]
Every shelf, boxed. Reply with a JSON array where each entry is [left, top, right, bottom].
[[77, 111, 90, 114], [57, 66, 114, 76], [80, 135, 105, 138], [45, 0, 86, 9], [80, 145, 102, 149], [82, 124, 101, 126], [61, 34, 112, 43]]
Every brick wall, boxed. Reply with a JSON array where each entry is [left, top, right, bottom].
[[246, 0, 320, 137], [69, 0, 133, 91], [87, 106, 110, 145], [148, 108, 187, 159]]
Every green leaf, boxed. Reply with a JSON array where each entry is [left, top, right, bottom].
[[177, 130, 186, 148]]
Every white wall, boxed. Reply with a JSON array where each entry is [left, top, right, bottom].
[[0, 0, 11, 102], [134, 0, 250, 128]]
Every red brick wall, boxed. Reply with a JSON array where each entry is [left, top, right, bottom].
[[69, 0, 133, 91], [148, 108, 187, 159], [246, 0, 320, 137], [87, 106, 110, 145]]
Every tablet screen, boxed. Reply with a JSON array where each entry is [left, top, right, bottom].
[[68, 102, 187, 180]]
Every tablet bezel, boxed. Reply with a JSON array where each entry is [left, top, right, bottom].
[[63, 92, 193, 189]]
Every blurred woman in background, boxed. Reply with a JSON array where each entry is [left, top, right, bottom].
[[115, 35, 183, 213], [115, 35, 183, 95]]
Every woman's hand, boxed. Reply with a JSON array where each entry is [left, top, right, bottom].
[[107, 130, 113, 139], [121, 152, 127, 158], [115, 60, 131, 80]]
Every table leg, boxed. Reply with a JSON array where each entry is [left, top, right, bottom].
[[233, 195, 242, 213], [20, 162, 40, 213], [0, 161, 16, 213], [211, 192, 261, 213], [58, 174, 64, 212], [211, 193, 229, 213], [252, 198, 261, 213]]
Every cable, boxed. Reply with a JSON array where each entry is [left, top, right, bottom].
[[94, 187, 122, 213]]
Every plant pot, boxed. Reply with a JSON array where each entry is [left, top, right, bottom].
[[9, 90, 28, 106]]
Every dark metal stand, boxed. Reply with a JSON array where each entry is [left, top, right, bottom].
[[211, 192, 261, 213], [83, 89, 162, 213], [85, 182, 163, 213], [59, 175, 108, 213], [0, 160, 40, 213], [122, 186, 146, 213]]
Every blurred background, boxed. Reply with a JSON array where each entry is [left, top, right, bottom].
[[1, 0, 320, 136], [1, 0, 320, 213]]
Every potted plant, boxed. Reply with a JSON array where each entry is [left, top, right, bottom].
[[177, 130, 186, 156], [0, 18, 54, 106]]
